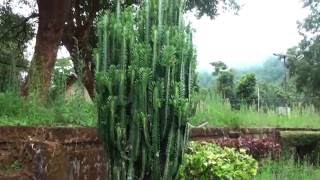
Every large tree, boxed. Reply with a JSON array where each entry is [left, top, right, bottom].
[[210, 62, 235, 100], [286, 0, 320, 108], [60, 0, 238, 99], [2, 0, 239, 100], [60, 0, 114, 99], [22, 0, 71, 100]]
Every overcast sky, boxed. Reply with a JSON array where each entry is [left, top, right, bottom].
[[190, 0, 308, 72]]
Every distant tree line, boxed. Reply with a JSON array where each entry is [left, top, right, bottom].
[[200, 59, 307, 110]]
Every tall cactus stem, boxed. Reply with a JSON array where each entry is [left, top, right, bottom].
[[139, 146, 147, 180], [152, 30, 158, 77], [96, 0, 196, 178], [158, 0, 163, 32], [163, 124, 174, 179], [103, 16, 109, 71], [116, 0, 121, 20], [162, 66, 171, 138], [151, 85, 160, 179], [145, 0, 150, 42]]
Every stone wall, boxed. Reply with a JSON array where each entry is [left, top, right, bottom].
[[1, 127, 319, 179], [0, 127, 106, 180]]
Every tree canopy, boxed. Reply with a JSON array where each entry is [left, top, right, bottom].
[[286, 0, 320, 107], [236, 73, 257, 105], [0, 5, 34, 91]]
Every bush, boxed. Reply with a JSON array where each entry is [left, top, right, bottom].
[[179, 142, 258, 180], [214, 136, 281, 159]]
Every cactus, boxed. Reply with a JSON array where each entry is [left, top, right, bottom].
[[96, 0, 197, 179]]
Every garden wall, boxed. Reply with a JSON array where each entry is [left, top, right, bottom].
[[1, 127, 320, 179], [0, 127, 106, 180]]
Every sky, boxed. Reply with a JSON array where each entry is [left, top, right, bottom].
[[189, 0, 308, 72]]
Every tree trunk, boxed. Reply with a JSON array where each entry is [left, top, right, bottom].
[[23, 0, 71, 101], [61, 0, 99, 99], [62, 33, 96, 99], [82, 47, 95, 99]]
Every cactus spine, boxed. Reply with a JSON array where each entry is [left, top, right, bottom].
[[96, 0, 197, 179]]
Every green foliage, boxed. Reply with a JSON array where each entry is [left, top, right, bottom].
[[0, 5, 34, 92], [286, 1, 320, 109], [49, 58, 74, 100], [300, 0, 320, 33], [236, 73, 257, 106], [9, 160, 22, 171], [210, 62, 238, 108], [179, 141, 258, 180], [287, 44, 320, 108], [209, 58, 299, 108], [0, 5, 34, 52], [281, 131, 320, 147], [54, 58, 73, 78], [95, 0, 197, 179], [257, 82, 295, 108], [51, 95, 97, 127]]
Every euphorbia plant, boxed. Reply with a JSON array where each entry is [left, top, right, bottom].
[[95, 0, 197, 179]]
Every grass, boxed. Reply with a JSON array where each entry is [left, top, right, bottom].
[[254, 158, 320, 180], [0, 92, 96, 127], [2, 89, 320, 128], [192, 91, 320, 128]]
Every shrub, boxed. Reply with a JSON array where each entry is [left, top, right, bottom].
[[214, 136, 281, 159], [179, 142, 258, 180]]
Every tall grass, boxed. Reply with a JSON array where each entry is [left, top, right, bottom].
[[255, 157, 320, 180], [192, 91, 320, 128], [0, 57, 96, 127], [0, 92, 96, 127]]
